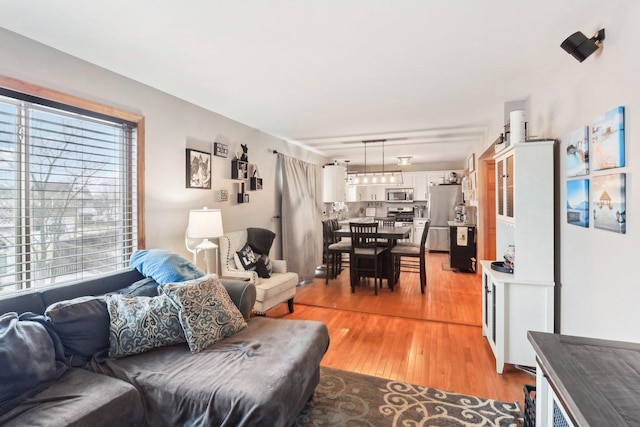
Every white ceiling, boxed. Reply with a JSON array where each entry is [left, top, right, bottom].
[[0, 0, 604, 166]]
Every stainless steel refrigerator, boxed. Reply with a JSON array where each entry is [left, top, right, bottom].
[[427, 184, 462, 251]]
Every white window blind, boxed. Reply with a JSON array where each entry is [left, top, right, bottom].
[[0, 91, 138, 292]]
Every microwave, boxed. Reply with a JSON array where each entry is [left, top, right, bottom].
[[386, 188, 414, 202]]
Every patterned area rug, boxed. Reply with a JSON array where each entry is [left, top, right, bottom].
[[294, 367, 522, 427]]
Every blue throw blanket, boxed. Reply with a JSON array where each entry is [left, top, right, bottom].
[[129, 250, 205, 284]]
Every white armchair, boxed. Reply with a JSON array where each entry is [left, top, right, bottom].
[[219, 230, 298, 314]]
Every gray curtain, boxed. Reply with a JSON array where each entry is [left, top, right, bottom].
[[280, 154, 322, 283]]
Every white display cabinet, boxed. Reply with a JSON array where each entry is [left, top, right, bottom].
[[481, 140, 556, 373]]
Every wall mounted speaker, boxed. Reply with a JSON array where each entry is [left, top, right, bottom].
[[561, 29, 605, 62]]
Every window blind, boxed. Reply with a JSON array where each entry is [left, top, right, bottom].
[[0, 92, 138, 292]]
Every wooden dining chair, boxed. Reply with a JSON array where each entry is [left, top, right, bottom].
[[349, 222, 389, 295], [322, 219, 350, 284], [390, 220, 430, 294]]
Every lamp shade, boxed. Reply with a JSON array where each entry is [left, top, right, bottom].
[[187, 208, 224, 239]]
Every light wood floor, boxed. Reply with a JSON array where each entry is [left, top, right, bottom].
[[266, 252, 534, 408]]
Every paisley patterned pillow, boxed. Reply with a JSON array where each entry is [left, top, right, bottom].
[[160, 275, 247, 353], [105, 294, 186, 358]]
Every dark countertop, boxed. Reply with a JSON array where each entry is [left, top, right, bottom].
[[528, 331, 640, 426]]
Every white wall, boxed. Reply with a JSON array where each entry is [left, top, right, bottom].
[[477, 1, 640, 342], [0, 28, 327, 264]]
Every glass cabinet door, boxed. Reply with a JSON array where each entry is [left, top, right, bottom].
[[496, 159, 504, 216], [505, 154, 514, 218]]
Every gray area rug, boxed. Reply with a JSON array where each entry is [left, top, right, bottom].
[[294, 367, 522, 427]]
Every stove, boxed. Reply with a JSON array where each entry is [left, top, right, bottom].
[[387, 207, 414, 243], [387, 206, 415, 224]]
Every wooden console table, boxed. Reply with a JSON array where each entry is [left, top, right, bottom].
[[528, 331, 640, 426]]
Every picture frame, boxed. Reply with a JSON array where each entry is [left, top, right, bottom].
[[186, 149, 211, 189], [214, 142, 228, 158], [591, 106, 625, 171], [467, 153, 475, 173], [592, 173, 626, 234], [566, 126, 589, 177], [566, 179, 589, 228]]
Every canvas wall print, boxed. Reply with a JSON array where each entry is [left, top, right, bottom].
[[566, 179, 589, 227], [592, 173, 626, 234], [591, 106, 625, 171], [186, 149, 211, 189], [566, 126, 589, 177]]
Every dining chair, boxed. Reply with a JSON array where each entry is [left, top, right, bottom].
[[349, 222, 389, 295], [390, 220, 430, 294], [322, 219, 351, 284]]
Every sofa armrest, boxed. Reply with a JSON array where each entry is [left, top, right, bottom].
[[219, 278, 256, 320], [272, 259, 287, 274]]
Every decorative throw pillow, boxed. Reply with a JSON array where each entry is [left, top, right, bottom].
[[104, 294, 186, 358], [159, 275, 247, 353], [45, 296, 110, 366], [129, 249, 205, 284], [235, 243, 257, 271], [0, 313, 67, 407], [112, 277, 160, 297]]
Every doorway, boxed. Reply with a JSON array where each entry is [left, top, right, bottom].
[[477, 144, 496, 261]]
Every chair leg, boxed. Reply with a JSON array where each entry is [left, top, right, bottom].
[[288, 298, 294, 313]]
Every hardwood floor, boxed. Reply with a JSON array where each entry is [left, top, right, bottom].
[[266, 251, 534, 408]]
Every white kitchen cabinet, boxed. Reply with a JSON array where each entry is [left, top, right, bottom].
[[412, 172, 429, 201], [481, 140, 556, 373], [322, 164, 346, 202], [480, 261, 555, 374]]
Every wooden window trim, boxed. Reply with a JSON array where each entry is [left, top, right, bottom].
[[0, 75, 146, 248]]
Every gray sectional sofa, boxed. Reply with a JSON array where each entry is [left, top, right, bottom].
[[0, 268, 330, 427]]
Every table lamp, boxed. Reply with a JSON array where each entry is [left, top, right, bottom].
[[186, 208, 224, 274]]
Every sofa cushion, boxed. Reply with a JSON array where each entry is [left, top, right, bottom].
[[129, 249, 204, 284], [111, 277, 160, 297], [0, 368, 144, 427], [105, 294, 186, 358], [235, 243, 258, 271], [0, 313, 68, 414], [92, 316, 330, 427], [45, 296, 110, 366], [160, 275, 247, 353]]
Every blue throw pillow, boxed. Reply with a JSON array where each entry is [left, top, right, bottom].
[[0, 313, 68, 412], [45, 296, 110, 367], [129, 249, 205, 284], [105, 294, 186, 358]]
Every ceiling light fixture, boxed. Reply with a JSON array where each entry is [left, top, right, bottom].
[[397, 156, 412, 166], [347, 140, 403, 186], [561, 28, 605, 62]]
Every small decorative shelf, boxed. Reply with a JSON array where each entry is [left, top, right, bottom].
[[250, 177, 263, 190], [231, 159, 248, 180]]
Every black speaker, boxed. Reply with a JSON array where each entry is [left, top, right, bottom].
[[561, 29, 605, 62]]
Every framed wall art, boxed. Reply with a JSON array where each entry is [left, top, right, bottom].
[[566, 179, 589, 228], [566, 126, 589, 177], [186, 148, 211, 189], [591, 106, 625, 171], [592, 173, 626, 234]]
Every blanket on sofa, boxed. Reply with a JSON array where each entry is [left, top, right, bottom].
[[89, 317, 329, 427]]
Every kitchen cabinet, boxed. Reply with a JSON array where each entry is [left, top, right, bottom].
[[323, 164, 346, 202], [480, 261, 554, 374], [481, 140, 556, 373], [412, 172, 429, 201], [344, 185, 384, 202]]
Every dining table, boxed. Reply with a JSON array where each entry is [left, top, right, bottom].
[[334, 223, 412, 289]]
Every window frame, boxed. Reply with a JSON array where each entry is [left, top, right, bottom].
[[0, 75, 146, 289]]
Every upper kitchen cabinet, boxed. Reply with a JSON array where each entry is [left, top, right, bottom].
[[322, 164, 346, 203], [412, 172, 429, 201]]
